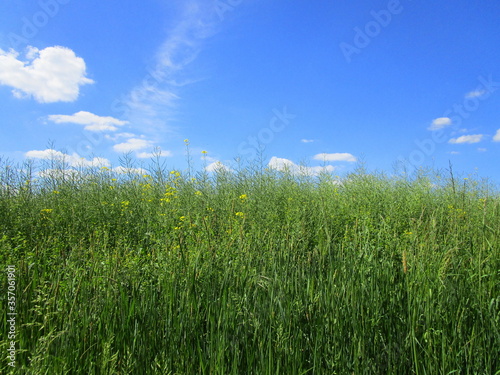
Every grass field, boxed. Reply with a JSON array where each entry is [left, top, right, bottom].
[[1, 156, 499, 374]]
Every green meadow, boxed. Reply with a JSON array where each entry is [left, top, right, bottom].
[[1, 156, 499, 374]]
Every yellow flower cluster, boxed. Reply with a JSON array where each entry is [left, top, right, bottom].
[[121, 201, 130, 212], [160, 185, 179, 204], [448, 205, 466, 218]]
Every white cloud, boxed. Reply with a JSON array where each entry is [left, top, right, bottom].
[[105, 132, 135, 141], [313, 153, 357, 162], [136, 150, 172, 159], [428, 117, 452, 131], [25, 149, 110, 167], [449, 134, 484, 144], [0, 46, 93, 103], [301, 139, 314, 143], [465, 89, 486, 98], [113, 138, 153, 153], [38, 168, 81, 179], [268, 157, 336, 176], [119, 0, 215, 126], [48, 111, 128, 132], [205, 161, 233, 173], [268, 157, 294, 170], [113, 166, 148, 175], [449, 151, 460, 155], [493, 129, 500, 142], [115, 2, 217, 135]]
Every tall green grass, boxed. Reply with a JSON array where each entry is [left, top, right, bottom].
[[1, 156, 499, 374]]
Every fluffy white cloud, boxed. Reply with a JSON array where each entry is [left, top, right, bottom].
[[205, 161, 232, 173], [113, 138, 152, 153], [493, 129, 500, 142], [0, 46, 94, 103], [313, 153, 357, 162], [268, 157, 336, 176], [449, 134, 484, 144], [268, 157, 294, 170], [48, 111, 128, 132], [428, 117, 452, 131], [25, 149, 110, 167]]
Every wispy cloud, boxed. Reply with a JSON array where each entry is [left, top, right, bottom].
[[449, 134, 484, 144], [465, 89, 487, 98], [313, 153, 357, 162], [0, 46, 93, 103], [48, 111, 128, 132], [301, 139, 314, 143], [428, 117, 452, 131], [105, 132, 136, 141], [115, 1, 218, 134]]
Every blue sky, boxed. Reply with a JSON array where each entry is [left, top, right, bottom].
[[1, 0, 500, 182]]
